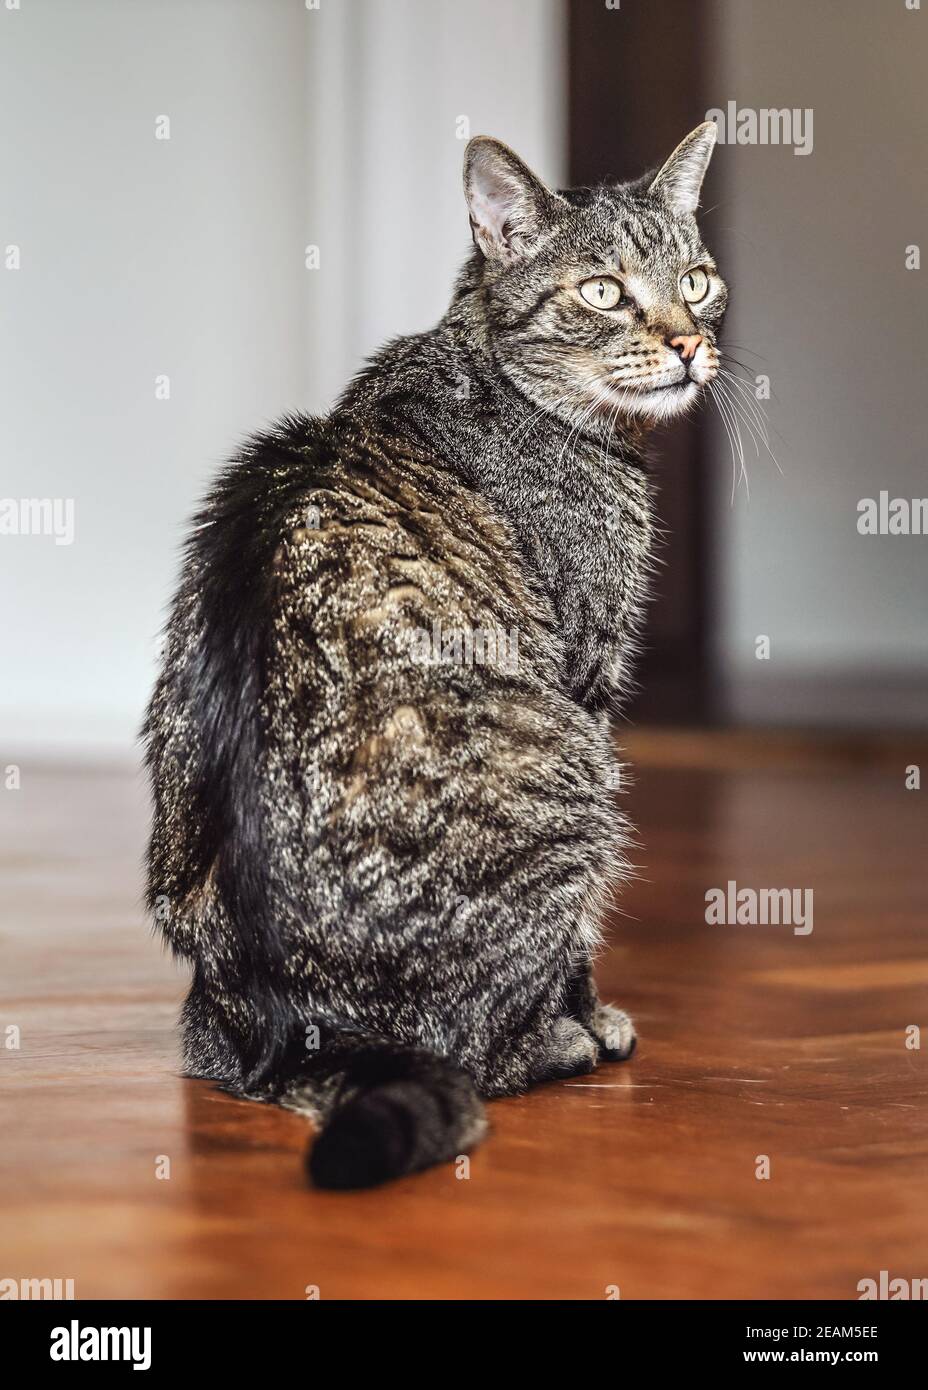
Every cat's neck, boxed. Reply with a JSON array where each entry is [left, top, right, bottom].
[[336, 310, 652, 505], [335, 315, 655, 706]]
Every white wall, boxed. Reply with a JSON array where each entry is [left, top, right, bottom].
[[302, 0, 566, 410], [0, 0, 565, 756], [707, 0, 928, 722], [0, 0, 308, 753]]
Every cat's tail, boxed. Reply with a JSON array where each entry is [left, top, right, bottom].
[[301, 1035, 487, 1190]]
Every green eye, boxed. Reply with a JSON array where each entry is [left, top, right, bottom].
[[681, 267, 710, 304], [579, 276, 623, 310]]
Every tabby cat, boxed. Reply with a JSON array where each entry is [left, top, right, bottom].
[[144, 123, 726, 1188]]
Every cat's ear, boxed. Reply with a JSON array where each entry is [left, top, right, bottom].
[[648, 122, 717, 218], [464, 137, 562, 262]]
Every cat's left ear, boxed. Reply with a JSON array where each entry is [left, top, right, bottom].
[[464, 137, 563, 263], [648, 122, 717, 218]]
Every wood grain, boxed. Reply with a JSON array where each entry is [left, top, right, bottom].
[[1, 738, 926, 1300]]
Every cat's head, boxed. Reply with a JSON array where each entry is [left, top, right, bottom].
[[462, 124, 726, 424]]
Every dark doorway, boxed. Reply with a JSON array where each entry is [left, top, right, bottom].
[[568, 0, 716, 723]]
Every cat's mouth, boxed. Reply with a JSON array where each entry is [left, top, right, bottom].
[[608, 371, 694, 392], [605, 377, 701, 419]]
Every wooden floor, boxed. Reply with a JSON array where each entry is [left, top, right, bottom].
[[2, 732, 926, 1300]]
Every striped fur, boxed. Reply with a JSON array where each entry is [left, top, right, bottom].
[[143, 127, 726, 1187]]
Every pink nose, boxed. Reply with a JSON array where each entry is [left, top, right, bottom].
[[669, 334, 704, 362]]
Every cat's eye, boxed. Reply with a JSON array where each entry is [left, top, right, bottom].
[[680, 267, 710, 304], [579, 276, 623, 310]]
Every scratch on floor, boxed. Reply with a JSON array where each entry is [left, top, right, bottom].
[[564, 1083, 665, 1089]]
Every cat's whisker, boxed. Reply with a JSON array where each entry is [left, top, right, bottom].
[[716, 379, 750, 501], [719, 341, 769, 363], [510, 380, 598, 444], [718, 364, 765, 419], [717, 373, 763, 459], [718, 365, 783, 476], [709, 382, 739, 506], [725, 389, 777, 477], [599, 396, 624, 470], [559, 387, 611, 472], [507, 387, 589, 454], [726, 395, 751, 502], [709, 379, 746, 505], [718, 365, 770, 438], [716, 354, 786, 461], [722, 375, 781, 463], [715, 349, 767, 382], [725, 387, 770, 456]]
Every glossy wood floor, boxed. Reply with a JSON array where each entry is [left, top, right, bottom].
[[2, 731, 926, 1300]]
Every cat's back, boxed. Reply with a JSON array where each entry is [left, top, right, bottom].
[[146, 406, 593, 969], [148, 407, 567, 836], [172, 407, 546, 645], [269, 413, 554, 663], [256, 411, 571, 784]]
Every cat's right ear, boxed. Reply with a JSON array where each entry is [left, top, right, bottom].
[[464, 138, 561, 263]]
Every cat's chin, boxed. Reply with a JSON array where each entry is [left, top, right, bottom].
[[611, 380, 701, 422]]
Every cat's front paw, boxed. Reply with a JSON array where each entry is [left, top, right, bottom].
[[591, 1003, 637, 1061], [533, 1016, 599, 1082]]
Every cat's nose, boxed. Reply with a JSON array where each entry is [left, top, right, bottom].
[[669, 333, 704, 362]]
